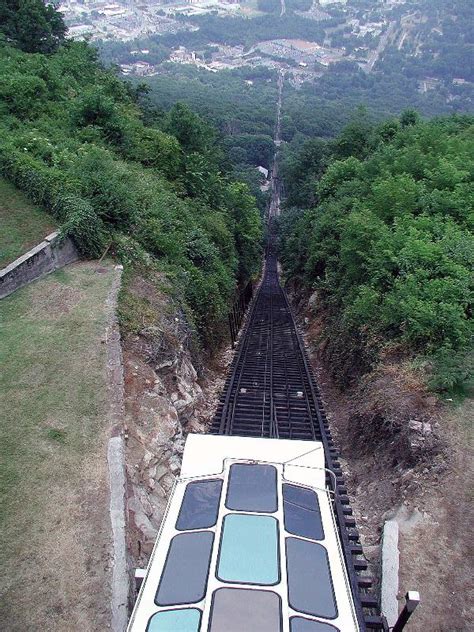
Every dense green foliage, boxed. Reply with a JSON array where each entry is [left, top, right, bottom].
[[0, 39, 263, 343], [0, 0, 66, 53], [136, 65, 277, 141], [281, 63, 468, 143], [131, 65, 277, 213], [280, 115, 474, 390]]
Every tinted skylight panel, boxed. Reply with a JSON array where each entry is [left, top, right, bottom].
[[155, 532, 214, 606], [290, 616, 340, 631], [176, 479, 223, 530], [146, 608, 201, 632], [217, 514, 279, 584], [283, 484, 324, 540], [286, 537, 337, 619], [209, 588, 282, 632], [226, 463, 277, 512]]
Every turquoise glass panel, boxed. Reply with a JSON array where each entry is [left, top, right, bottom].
[[217, 514, 279, 584], [146, 608, 201, 632]]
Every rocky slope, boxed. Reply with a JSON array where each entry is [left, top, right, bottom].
[[120, 272, 229, 567]]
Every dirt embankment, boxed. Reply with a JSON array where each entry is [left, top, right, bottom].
[[290, 288, 474, 632], [119, 273, 232, 573]]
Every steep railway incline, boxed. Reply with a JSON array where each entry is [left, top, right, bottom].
[[211, 240, 385, 631], [211, 75, 385, 627]]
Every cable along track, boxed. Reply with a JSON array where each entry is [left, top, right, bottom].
[[211, 246, 385, 631]]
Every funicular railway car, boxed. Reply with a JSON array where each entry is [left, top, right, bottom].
[[127, 433, 361, 632]]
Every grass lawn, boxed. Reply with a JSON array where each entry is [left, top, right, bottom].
[[0, 177, 56, 268], [0, 262, 117, 631]]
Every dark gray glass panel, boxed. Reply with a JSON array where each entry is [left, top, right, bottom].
[[286, 538, 337, 619], [226, 464, 277, 512], [176, 479, 223, 530], [283, 484, 324, 541], [209, 588, 282, 632], [155, 531, 214, 606], [290, 617, 340, 632]]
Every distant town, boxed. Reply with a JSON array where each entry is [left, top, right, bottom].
[[59, 0, 472, 91]]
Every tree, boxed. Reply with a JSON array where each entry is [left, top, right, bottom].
[[334, 106, 374, 160], [0, 73, 48, 119], [400, 109, 420, 127], [165, 103, 213, 153], [135, 128, 182, 179], [281, 138, 328, 207], [226, 182, 263, 282], [0, 0, 66, 53]]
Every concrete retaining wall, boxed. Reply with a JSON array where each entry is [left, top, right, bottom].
[[0, 231, 79, 299]]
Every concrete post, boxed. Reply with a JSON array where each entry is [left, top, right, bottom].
[[381, 520, 400, 627]]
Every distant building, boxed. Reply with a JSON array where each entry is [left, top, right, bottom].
[[318, 0, 347, 6]]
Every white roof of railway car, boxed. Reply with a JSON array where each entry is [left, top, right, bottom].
[[127, 434, 360, 632], [181, 434, 327, 487]]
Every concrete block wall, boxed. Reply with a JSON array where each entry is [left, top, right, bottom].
[[0, 231, 79, 299]]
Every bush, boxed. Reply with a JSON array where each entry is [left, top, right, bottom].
[[60, 196, 108, 256]]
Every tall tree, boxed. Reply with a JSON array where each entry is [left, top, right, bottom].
[[0, 0, 66, 53]]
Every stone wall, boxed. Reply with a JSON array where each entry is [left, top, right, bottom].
[[0, 231, 79, 299]]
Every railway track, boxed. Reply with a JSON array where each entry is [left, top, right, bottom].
[[211, 237, 386, 631]]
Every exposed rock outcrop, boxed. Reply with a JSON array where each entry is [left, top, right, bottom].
[[120, 273, 226, 566]]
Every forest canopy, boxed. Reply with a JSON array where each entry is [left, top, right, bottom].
[[280, 114, 474, 391]]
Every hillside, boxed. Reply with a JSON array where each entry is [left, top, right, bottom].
[[280, 113, 473, 395], [94, 0, 473, 138], [1, 2, 473, 630], [0, 25, 262, 345], [0, 7, 264, 628]]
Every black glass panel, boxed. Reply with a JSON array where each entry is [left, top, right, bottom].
[[290, 617, 340, 632], [176, 479, 223, 530], [155, 531, 214, 606], [209, 588, 282, 632], [283, 484, 324, 540], [226, 463, 277, 512], [286, 537, 337, 619]]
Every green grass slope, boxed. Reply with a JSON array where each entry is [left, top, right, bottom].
[[0, 262, 117, 631], [0, 177, 56, 267]]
